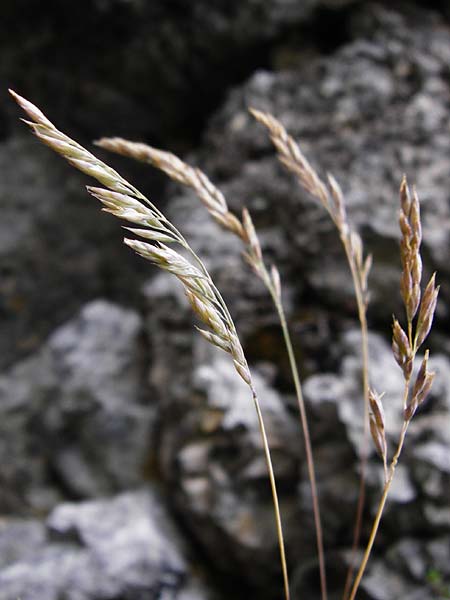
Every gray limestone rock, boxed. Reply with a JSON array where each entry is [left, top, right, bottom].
[[0, 135, 147, 369], [2, 2, 450, 598], [356, 536, 450, 600], [0, 489, 217, 600], [0, 300, 152, 513]]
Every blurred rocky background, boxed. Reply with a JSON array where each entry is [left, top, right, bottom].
[[1, 1, 450, 598]]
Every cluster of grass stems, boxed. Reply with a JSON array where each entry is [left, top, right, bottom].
[[10, 90, 439, 600]]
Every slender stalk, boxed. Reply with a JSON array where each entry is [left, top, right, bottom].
[[341, 239, 371, 600], [247, 110, 372, 600], [185, 242, 291, 600], [251, 384, 291, 600], [348, 416, 410, 600], [264, 269, 327, 600]]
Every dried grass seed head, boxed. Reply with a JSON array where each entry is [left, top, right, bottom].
[[368, 389, 387, 461], [10, 90, 252, 386], [96, 136, 246, 240], [415, 274, 439, 350], [392, 318, 413, 378], [250, 107, 330, 210], [405, 351, 436, 420]]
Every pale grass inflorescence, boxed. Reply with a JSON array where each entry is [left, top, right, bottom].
[[9, 89, 290, 600], [347, 177, 438, 600], [249, 108, 372, 599], [10, 90, 440, 600], [9, 90, 249, 389]]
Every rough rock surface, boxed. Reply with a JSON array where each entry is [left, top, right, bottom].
[[0, 489, 217, 600], [0, 300, 152, 513], [2, 1, 450, 600], [0, 135, 150, 369], [356, 534, 450, 600]]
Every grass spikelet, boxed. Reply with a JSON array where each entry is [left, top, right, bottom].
[[368, 389, 387, 474]]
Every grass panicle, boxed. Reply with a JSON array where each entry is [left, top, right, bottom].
[[347, 177, 438, 600], [10, 89, 291, 600], [250, 108, 371, 600]]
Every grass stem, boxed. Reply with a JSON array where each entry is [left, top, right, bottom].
[[251, 385, 291, 600], [347, 416, 410, 600], [265, 273, 327, 600], [341, 238, 371, 600]]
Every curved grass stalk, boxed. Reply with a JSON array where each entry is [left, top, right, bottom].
[[267, 270, 327, 600], [348, 416, 408, 600], [249, 109, 372, 599], [96, 134, 326, 600], [9, 89, 290, 600], [340, 239, 370, 600]]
